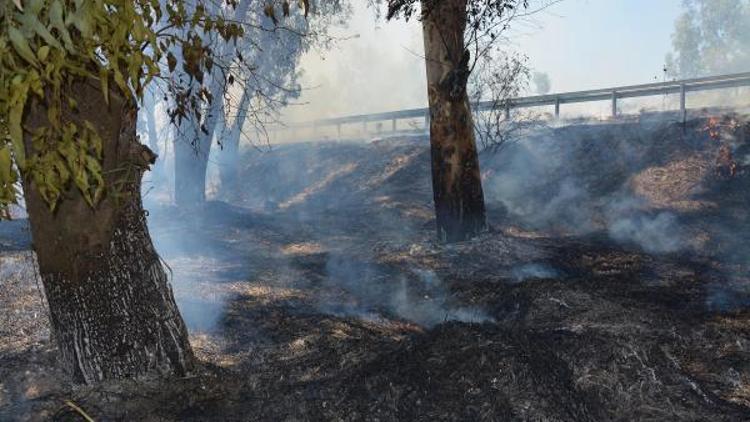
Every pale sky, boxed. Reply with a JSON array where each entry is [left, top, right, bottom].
[[280, 0, 684, 123]]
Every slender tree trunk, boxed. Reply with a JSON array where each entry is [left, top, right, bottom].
[[144, 89, 164, 186], [172, 72, 225, 207], [218, 126, 240, 200], [422, 0, 487, 242], [172, 0, 251, 207], [22, 79, 195, 384], [218, 90, 251, 200], [173, 126, 211, 206]]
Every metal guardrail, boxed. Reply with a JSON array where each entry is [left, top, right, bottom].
[[278, 71, 750, 136]]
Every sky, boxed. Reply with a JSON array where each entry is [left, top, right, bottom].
[[280, 0, 684, 123]]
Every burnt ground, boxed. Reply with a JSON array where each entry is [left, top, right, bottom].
[[2, 114, 750, 420]]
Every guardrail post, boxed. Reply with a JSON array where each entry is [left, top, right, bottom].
[[337, 123, 342, 139], [611, 91, 617, 118], [504, 104, 510, 119], [424, 112, 430, 131], [392, 118, 397, 132], [679, 83, 686, 123], [554, 97, 560, 118]]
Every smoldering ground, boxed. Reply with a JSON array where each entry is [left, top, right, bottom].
[[480, 119, 691, 253], [3, 114, 750, 420], [145, 137, 495, 333], [147, 113, 750, 337]]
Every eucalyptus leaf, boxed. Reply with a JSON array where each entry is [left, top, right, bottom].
[[8, 26, 39, 67]]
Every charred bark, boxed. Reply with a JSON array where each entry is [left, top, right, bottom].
[[22, 79, 195, 384], [422, 0, 487, 242]]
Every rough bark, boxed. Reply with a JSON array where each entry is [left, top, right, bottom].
[[422, 0, 487, 242], [22, 78, 195, 384]]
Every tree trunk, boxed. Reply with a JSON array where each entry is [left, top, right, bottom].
[[172, 73, 225, 206], [143, 89, 165, 187], [217, 126, 240, 200], [172, 0, 251, 207], [422, 0, 487, 242], [173, 127, 210, 206], [22, 79, 195, 384], [218, 89, 251, 200]]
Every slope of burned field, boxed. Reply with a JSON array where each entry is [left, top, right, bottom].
[[478, 115, 750, 279], [230, 137, 433, 219], [233, 115, 750, 257]]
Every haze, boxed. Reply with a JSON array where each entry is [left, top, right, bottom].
[[283, 0, 682, 123]]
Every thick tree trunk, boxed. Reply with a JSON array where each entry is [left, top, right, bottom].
[[22, 79, 195, 384], [422, 0, 487, 242]]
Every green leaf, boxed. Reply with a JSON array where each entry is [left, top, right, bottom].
[[85, 155, 104, 204], [17, 11, 63, 50], [8, 87, 28, 167], [49, 0, 74, 51], [8, 26, 39, 67], [25, 0, 42, 14], [113, 67, 128, 95], [0, 154, 17, 208], [0, 146, 15, 186], [67, 5, 93, 39], [37, 45, 50, 62]]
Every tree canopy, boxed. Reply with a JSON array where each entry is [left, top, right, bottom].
[[0, 0, 313, 216], [666, 0, 750, 78]]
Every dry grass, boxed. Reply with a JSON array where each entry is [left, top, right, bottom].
[[631, 153, 716, 211]]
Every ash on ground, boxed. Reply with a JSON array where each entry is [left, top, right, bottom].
[[2, 115, 750, 420]]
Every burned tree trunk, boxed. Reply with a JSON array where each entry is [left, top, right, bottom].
[[22, 79, 195, 384], [422, 0, 487, 242]]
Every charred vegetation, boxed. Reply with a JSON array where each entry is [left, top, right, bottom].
[[2, 114, 750, 420]]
